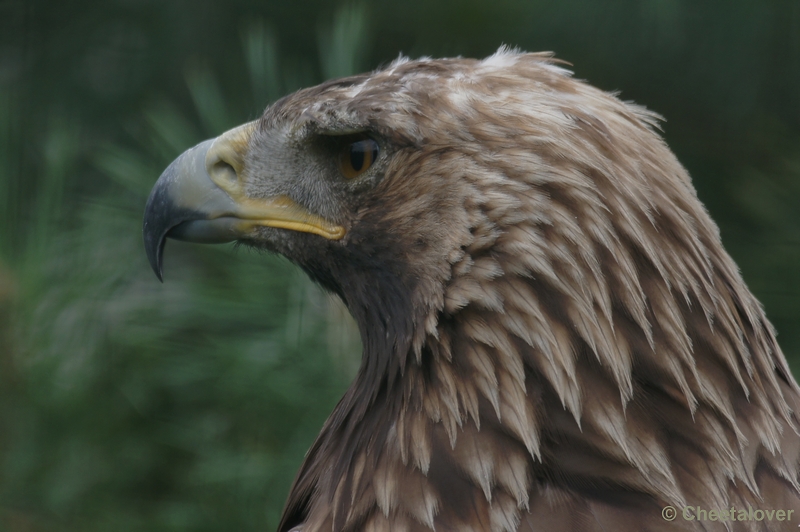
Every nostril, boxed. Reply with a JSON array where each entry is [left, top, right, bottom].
[[209, 157, 239, 189], [204, 121, 256, 192], [207, 154, 239, 194]]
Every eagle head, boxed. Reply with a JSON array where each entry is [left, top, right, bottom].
[[143, 49, 800, 531]]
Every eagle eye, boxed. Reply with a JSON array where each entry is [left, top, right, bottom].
[[338, 137, 379, 179]]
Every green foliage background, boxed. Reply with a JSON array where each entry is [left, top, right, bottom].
[[0, 1, 798, 530]]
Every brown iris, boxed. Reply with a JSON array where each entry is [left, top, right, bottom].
[[338, 137, 379, 179]]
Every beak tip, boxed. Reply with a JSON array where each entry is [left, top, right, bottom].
[[153, 262, 164, 283], [146, 244, 165, 283], [143, 219, 166, 283]]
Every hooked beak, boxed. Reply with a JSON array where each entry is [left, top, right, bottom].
[[142, 121, 345, 281]]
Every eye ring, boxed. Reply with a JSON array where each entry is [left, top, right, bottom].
[[338, 137, 379, 179]]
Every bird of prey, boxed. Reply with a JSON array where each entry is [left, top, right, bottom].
[[143, 49, 800, 531]]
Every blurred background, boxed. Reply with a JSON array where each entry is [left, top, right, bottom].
[[1, 0, 799, 530]]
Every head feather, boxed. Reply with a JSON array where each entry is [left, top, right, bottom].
[[268, 49, 800, 532]]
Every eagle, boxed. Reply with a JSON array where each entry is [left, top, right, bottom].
[[143, 49, 800, 531]]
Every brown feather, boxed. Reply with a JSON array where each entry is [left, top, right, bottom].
[[267, 49, 800, 531]]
